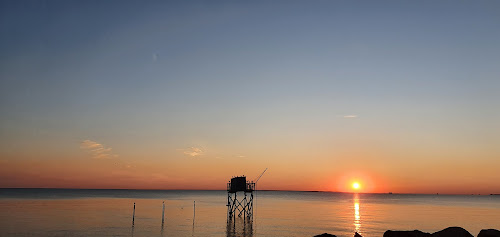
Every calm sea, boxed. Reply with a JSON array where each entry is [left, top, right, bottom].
[[0, 189, 499, 237]]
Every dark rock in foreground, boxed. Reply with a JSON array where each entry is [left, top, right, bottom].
[[432, 227, 473, 237], [384, 227, 474, 237], [315, 227, 499, 237], [478, 229, 500, 237], [384, 230, 431, 237], [314, 233, 336, 237]]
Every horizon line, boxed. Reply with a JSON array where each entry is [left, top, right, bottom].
[[0, 187, 497, 196]]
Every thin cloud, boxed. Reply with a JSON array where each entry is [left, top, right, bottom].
[[181, 147, 204, 157], [80, 140, 118, 159], [343, 115, 358, 119]]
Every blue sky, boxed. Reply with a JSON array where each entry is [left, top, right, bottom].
[[1, 0, 499, 192]]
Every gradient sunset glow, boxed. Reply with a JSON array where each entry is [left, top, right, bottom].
[[1, 1, 499, 195]]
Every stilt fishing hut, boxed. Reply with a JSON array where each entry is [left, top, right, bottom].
[[226, 176, 255, 221]]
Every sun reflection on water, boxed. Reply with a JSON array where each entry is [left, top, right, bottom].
[[354, 194, 361, 234]]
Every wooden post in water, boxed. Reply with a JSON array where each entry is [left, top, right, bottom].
[[162, 201, 165, 225], [132, 202, 136, 226], [193, 201, 196, 225]]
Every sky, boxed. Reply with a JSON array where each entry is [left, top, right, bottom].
[[1, 0, 499, 194]]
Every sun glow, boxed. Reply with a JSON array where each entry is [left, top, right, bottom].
[[352, 182, 361, 190], [336, 172, 376, 193]]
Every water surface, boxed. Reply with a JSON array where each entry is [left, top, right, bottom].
[[1, 189, 499, 237]]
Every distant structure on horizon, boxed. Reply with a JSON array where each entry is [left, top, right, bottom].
[[226, 176, 255, 222]]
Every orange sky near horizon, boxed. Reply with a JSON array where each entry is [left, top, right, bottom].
[[1, 143, 499, 195]]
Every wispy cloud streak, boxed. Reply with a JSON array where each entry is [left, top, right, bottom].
[[181, 147, 204, 157], [80, 140, 117, 159]]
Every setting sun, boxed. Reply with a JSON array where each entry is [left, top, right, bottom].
[[352, 182, 361, 190]]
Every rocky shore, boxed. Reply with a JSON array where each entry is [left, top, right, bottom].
[[314, 227, 500, 237]]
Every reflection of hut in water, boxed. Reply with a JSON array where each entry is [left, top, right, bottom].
[[226, 176, 255, 222], [226, 214, 253, 237]]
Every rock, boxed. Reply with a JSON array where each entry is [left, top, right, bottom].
[[314, 233, 336, 237], [355, 232, 363, 237], [384, 230, 431, 237], [432, 227, 473, 237], [478, 229, 500, 237]]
